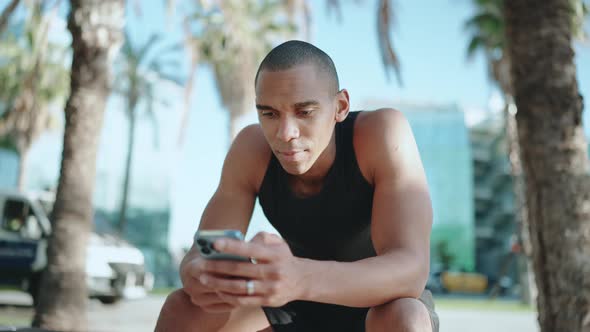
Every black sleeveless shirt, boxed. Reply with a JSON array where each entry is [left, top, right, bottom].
[[257, 111, 376, 262]]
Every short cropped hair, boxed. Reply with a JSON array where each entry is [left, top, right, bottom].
[[254, 40, 340, 94]]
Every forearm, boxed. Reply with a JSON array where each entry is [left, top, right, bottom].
[[297, 250, 428, 308]]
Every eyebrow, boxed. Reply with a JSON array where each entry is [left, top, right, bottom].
[[256, 100, 321, 112]]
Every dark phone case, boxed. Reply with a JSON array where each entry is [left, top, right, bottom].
[[194, 230, 251, 262]]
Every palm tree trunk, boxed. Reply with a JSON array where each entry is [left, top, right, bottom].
[[117, 98, 138, 235], [32, 1, 124, 331], [504, 0, 590, 331], [503, 99, 536, 305], [0, 0, 20, 36], [16, 148, 28, 191]]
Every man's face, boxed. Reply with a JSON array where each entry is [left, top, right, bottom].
[[255, 64, 348, 175]]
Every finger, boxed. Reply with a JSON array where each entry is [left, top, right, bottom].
[[214, 238, 279, 262], [184, 257, 205, 279], [201, 275, 267, 296], [250, 232, 283, 246], [218, 293, 268, 307], [200, 274, 250, 295], [183, 271, 215, 296], [183, 279, 210, 299], [202, 260, 262, 279]]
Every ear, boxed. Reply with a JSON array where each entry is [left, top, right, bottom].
[[334, 89, 350, 123]]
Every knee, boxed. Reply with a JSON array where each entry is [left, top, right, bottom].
[[159, 289, 197, 318], [366, 297, 432, 332], [163, 289, 191, 309], [155, 289, 228, 332]]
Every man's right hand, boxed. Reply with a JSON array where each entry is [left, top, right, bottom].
[[180, 248, 237, 313]]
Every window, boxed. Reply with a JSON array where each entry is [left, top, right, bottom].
[[1, 199, 41, 239]]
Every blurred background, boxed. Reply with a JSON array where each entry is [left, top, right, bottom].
[[0, 0, 588, 331]]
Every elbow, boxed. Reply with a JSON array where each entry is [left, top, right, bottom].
[[393, 252, 430, 300], [398, 269, 428, 299], [409, 253, 430, 297], [407, 264, 429, 298]]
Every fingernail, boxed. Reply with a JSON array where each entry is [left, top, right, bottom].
[[200, 275, 207, 284]]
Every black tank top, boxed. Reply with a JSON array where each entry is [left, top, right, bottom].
[[258, 111, 376, 262]]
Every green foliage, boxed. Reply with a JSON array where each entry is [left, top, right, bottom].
[[0, 135, 17, 153], [187, 0, 296, 66], [465, 0, 588, 61], [436, 240, 456, 271], [464, 0, 504, 61], [0, 2, 70, 135], [185, 0, 296, 105]]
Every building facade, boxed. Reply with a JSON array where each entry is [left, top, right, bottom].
[[469, 113, 519, 286]]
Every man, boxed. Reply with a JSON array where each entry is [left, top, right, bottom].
[[155, 40, 438, 332]]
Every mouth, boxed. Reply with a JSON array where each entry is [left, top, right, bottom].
[[280, 150, 303, 156], [277, 149, 307, 162]]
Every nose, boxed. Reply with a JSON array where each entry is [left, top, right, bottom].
[[276, 116, 300, 142]]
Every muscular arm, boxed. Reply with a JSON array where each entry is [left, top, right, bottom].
[[180, 125, 270, 278], [298, 109, 432, 307]]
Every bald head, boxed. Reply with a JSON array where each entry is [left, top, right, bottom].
[[254, 40, 340, 95]]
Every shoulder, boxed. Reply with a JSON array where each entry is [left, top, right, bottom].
[[353, 109, 417, 184], [220, 124, 272, 193], [355, 108, 409, 135]]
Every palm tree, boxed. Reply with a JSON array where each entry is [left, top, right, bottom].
[[113, 30, 183, 235], [0, 0, 21, 36], [180, 0, 296, 142], [464, 0, 532, 303], [503, 0, 590, 331], [0, 1, 69, 190], [465, 0, 588, 305], [175, 0, 402, 144], [32, 0, 125, 330]]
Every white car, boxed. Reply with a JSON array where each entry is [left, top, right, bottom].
[[0, 189, 153, 304]]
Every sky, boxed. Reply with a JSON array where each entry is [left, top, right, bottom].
[[8, 0, 590, 251]]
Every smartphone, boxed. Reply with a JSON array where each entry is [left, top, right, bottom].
[[194, 230, 251, 262]]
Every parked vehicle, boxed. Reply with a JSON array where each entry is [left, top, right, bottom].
[[0, 189, 153, 304]]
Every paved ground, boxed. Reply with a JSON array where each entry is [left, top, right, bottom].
[[0, 291, 539, 332]]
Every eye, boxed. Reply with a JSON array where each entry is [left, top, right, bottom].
[[298, 110, 314, 117], [261, 111, 276, 118]]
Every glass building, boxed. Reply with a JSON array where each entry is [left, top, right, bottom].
[[93, 168, 176, 287], [404, 105, 475, 271], [469, 113, 518, 284]]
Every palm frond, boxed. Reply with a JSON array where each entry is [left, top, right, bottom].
[[466, 35, 486, 59], [377, 0, 402, 85], [0, 0, 21, 37], [137, 33, 162, 63]]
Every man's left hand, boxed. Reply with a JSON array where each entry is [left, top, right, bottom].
[[199, 231, 305, 308]]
